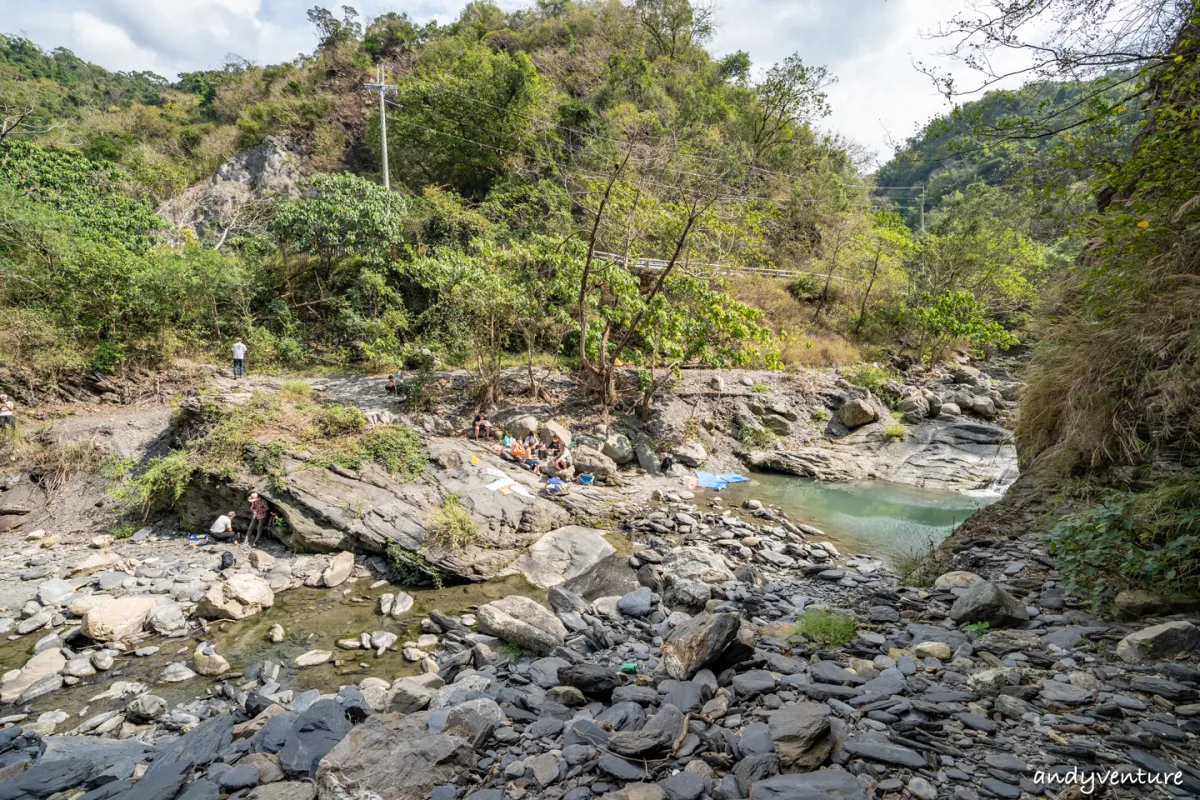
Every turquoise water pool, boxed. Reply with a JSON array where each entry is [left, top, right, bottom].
[[718, 472, 999, 557]]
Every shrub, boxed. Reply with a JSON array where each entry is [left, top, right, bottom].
[[840, 363, 896, 393], [737, 425, 777, 448], [750, 382, 770, 393], [882, 422, 908, 441], [280, 380, 314, 400], [318, 404, 367, 436], [362, 424, 425, 480], [788, 609, 857, 648], [109, 523, 139, 540], [1043, 476, 1200, 612], [117, 451, 195, 517], [425, 493, 478, 550], [810, 408, 831, 422]]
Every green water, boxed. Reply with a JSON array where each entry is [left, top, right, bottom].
[[0, 574, 544, 719], [718, 473, 998, 557]]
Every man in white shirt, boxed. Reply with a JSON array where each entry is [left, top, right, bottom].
[[210, 511, 236, 542], [232, 339, 247, 379]]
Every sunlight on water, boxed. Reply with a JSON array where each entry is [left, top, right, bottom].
[[719, 473, 999, 557]]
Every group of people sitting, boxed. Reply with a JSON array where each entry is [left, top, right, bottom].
[[473, 413, 573, 477]]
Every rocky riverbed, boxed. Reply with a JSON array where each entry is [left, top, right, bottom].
[[1, 485, 1198, 800], [1, 361, 1196, 799]]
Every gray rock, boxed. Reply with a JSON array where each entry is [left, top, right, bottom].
[[768, 702, 839, 770], [750, 771, 867, 800], [1116, 621, 1200, 664], [618, 586, 654, 617], [838, 398, 877, 428], [315, 711, 475, 800], [279, 699, 353, 777], [840, 739, 926, 768], [476, 596, 567, 655], [948, 581, 1030, 627], [661, 612, 755, 680]]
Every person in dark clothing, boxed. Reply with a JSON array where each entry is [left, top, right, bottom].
[[659, 452, 674, 473], [385, 375, 397, 395]]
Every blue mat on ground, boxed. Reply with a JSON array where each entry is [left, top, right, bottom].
[[695, 471, 749, 489]]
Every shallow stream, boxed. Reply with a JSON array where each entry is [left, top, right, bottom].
[[717, 473, 1000, 557]]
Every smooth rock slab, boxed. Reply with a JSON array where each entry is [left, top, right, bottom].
[[750, 771, 867, 800], [840, 739, 926, 768]]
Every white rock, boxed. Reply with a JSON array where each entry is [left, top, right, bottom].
[[294, 650, 332, 668]]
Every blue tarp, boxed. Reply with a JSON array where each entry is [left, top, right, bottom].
[[694, 471, 749, 490]]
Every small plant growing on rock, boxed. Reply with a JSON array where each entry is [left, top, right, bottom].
[[788, 609, 857, 648], [737, 425, 776, 448], [750, 382, 770, 393], [882, 422, 908, 441], [810, 408, 831, 422], [893, 538, 945, 587], [961, 621, 990, 633], [426, 493, 478, 550]]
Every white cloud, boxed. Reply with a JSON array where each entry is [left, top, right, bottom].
[[1, 0, 1030, 163]]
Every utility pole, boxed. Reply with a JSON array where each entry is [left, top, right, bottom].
[[364, 65, 396, 189], [920, 185, 926, 232]]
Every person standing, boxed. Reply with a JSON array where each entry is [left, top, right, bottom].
[[246, 492, 269, 545], [0, 394, 14, 432], [232, 338, 247, 379]]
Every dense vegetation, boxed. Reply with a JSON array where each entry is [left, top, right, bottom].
[[1, 2, 1082, 405]]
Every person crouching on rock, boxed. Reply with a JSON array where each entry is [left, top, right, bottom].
[[385, 375, 397, 396], [209, 511, 237, 542]]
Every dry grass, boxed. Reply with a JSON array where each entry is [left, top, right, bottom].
[[4, 426, 109, 494], [781, 336, 862, 367]]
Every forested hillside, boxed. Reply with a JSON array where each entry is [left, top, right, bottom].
[[0, 2, 1100, 406]]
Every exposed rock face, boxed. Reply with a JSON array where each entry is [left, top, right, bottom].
[[511, 526, 615, 588], [196, 574, 275, 621], [180, 441, 570, 582], [82, 595, 159, 642], [315, 711, 475, 800], [157, 136, 305, 241], [476, 596, 567, 655]]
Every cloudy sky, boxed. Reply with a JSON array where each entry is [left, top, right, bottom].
[[1, 0, 1006, 164]]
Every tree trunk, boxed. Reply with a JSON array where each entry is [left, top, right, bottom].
[[854, 248, 882, 335]]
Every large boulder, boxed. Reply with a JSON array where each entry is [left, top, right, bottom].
[[82, 595, 159, 642], [635, 443, 661, 476], [661, 547, 736, 584], [948, 581, 1029, 627], [316, 711, 474, 800], [196, 574, 275, 621], [837, 398, 877, 429], [661, 612, 756, 679], [511, 526, 615, 588], [673, 441, 707, 468], [540, 420, 573, 448], [493, 412, 539, 438], [572, 446, 618, 481], [601, 433, 636, 465], [1116, 621, 1200, 664], [476, 595, 567, 655]]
